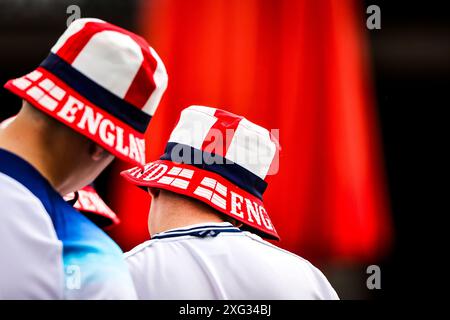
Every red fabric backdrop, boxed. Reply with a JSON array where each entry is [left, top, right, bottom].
[[107, 0, 392, 263]]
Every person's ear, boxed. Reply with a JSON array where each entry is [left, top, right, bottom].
[[230, 219, 243, 228], [224, 216, 243, 228], [148, 187, 160, 199], [89, 143, 108, 161]]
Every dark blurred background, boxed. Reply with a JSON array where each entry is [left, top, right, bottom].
[[0, 0, 448, 299]]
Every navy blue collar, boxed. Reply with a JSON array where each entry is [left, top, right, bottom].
[[0, 148, 62, 208], [151, 222, 242, 240]]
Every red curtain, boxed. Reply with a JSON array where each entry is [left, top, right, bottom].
[[107, 0, 392, 263]]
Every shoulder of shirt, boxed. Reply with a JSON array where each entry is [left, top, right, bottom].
[[0, 172, 57, 237], [124, 230, 240, 259], [125, 229, 313, 269], [240, 231, 318, 267], [125, 223, 237, 258], [124, 239, 154, 259], [0, 172, 48, 213]]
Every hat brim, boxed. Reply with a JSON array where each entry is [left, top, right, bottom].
[[4, 68, 146, 166], [74, 186, 121, 228], [121, 159, 280, 240]]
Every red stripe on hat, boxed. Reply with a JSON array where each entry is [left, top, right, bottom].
[[201, 109, 243, 157], [57, 20, 159, 111], [56, 21, 105, 64], [56, 21, 149, 65], [123, 47, 157, 110], [266, 131, 281, 177]]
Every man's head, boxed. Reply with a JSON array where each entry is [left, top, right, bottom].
[[1, 101, 113, 195], [2, 111, 120, 225], [121, 105, 281, 240], [146, 186, 243, 235], [2, 18, 167, 193]]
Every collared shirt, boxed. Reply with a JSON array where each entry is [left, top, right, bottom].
[[0, 148, 136, 299], [125, 222, 339, 299]]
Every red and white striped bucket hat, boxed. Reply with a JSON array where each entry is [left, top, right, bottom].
[[121, 105, 281, 240], [4, 18, 168, 166]]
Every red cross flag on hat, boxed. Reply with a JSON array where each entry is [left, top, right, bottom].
[[4, 18, 168, 166], [121, 105, 281, 240]]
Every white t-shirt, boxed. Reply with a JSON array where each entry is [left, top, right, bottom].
[[0, 149, 136, 299], [125, 222, 339, 300]]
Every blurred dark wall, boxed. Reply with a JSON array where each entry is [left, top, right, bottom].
[[364, 0, 449, 299]]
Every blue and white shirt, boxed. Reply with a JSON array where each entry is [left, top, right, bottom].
[[0, 149, 136, 299], [125, 222, 339, 300]]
